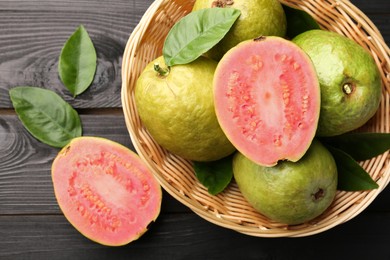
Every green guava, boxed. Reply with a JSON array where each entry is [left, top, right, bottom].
[[192, 0, 287, 61], [52, 137, 162, 246], [233, 140, 338, 225], [135, 56, 236, 162], [214, 36, 320, 167], [293, 30, 382, 136]]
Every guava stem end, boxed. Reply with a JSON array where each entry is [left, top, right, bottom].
[[154, 63, 170, 77], [342, 83, 355, 95], [312, 188, 325, 201], [211, 0, 234, 8]]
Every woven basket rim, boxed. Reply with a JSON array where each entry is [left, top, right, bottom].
[[121, 0, 390, 237]]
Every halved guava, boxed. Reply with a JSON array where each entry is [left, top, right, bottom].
[[51, 136, 162, 246], [214, 36, 320, 166]]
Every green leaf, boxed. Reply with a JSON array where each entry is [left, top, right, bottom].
[[283, 4, 320, 39], [9, 86, 82, 148], [320, 132, 390, 161], [58, 25, 97, 97], [326, 145, 379, 191], [194, 155, 234, 195], [163, 8, 241, 66]]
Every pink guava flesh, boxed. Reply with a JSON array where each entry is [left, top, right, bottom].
[[214, 37, 320, 166], [51, 137, 162, 246]]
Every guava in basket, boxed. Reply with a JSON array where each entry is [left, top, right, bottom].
[[192, 0, 287, 60], [293, 30, 382, 137], [233, 140, 338, 225], [135, 56, 236, 162], [122, 0, 390, 237]]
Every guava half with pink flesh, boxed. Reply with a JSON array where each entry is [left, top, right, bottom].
[[51, 136, 162, 246], [214, 36, 320, 166]]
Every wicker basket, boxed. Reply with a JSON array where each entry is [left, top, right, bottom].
[[121, 0, 390, 237]]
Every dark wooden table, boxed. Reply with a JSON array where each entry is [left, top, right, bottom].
[[1, 0, 389, 259]]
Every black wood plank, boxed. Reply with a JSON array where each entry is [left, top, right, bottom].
[[0, 0, 389, 258], [352, 0, 390, 14], [1, 212, 390, 259], [0, 113, 191, 214], [0, 114, 130, 214], [0, 113, 134, 214], [0, 0, 153, 109], [1, 113, 389, 215], [0, 0, 389, 110], [362, 14, 390, 44]]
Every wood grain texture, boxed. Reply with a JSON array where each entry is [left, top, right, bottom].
[[353, 0, 390, 42], [0, 0, 388, 109], [364, 14, 390, 42], [0, 0, 389, 258], [1, 212, 390, 259], [354, 0, 390, 13], [0, 114, 133, 214], [0, 0, 154, 109], [2, 112, 388, 215], [0, 113, 191, 215]]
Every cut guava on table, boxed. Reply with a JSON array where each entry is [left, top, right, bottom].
[[51, 136, 162, 246], [214, 36, 320, 166]]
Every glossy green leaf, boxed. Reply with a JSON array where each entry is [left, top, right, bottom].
[[9, 86, 82, 148], [283, 4, 320, 39], [194, 155, 233, 195], [163, 8, 241, 66], [326, 145, 379, 191], [58, 25, 97, 97], [320, 132, 390, 161]]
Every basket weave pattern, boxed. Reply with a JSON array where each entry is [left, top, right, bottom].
[[121, 0, 390, 237]]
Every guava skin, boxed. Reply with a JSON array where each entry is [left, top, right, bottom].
[[233, 140, 338, 225], [293, 30, 382, 136], [192, 0, 287, 61], [135, 56, 236, 162]]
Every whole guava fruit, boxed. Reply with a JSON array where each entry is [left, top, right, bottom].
[[293, 30, 382, 136], [192, 0, 287, 61], [233, 140, 338, 225], [135, 56, 236, 162]]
